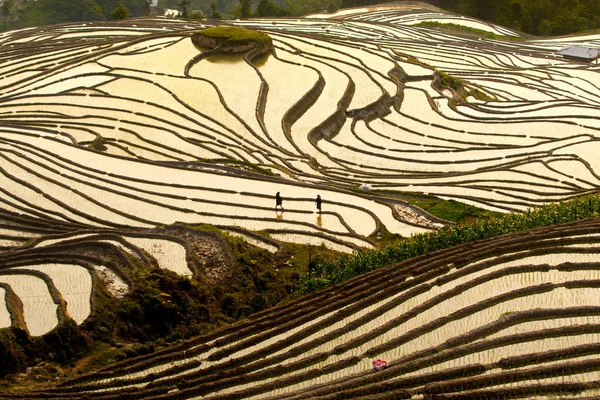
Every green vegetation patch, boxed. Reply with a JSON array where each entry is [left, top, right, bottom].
[[371, 190, 501, 224], [438, 70, 464, 91], [192, 26, 273, 53], [199, 26, 270, 44], [301, 193, 600, 294], [415, 21, 522, 40], [405, 55, 432, 69], [207, 158, 277, 176], [437, 70, 496, 104]]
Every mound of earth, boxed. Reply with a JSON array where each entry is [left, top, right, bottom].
[[191, 26, 273, 55]]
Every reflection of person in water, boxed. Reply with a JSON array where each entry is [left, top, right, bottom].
[[317, 214, 322, 228], [275, 191, 283, 210], [315, 194, 322, 213]]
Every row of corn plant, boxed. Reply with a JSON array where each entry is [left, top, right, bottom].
[[299, 193, 600, 294]]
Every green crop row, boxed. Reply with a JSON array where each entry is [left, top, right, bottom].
[[414, 21, 513, 40], [300, 193, 600, 294]]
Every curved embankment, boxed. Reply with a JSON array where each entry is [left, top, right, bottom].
[[6, 217, 600, 399]]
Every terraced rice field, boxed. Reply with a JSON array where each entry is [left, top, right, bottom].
[[1, 2, 600, 397], [1, 5, 598, 233], [3, 217, 600, 399], [0, 209, 233, 335]]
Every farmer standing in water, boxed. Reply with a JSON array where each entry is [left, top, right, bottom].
[[315, 194, 322, 213], [275, 192, 283, 210]]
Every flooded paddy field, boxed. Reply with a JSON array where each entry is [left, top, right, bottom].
[[1, 3, 600, 397], [2, 8, 599, 215]]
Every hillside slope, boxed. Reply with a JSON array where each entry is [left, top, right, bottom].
[[5, 216, 600, 399]]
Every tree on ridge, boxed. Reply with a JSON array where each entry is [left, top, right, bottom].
[[209, 2, 222, 18], [179, 0, 190, 18], [110, 2, 130, 19], [239, 0, 250, 18]]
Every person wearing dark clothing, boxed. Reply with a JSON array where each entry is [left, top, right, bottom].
[[275, 192, 283, 210], [315, 194, 322, 213]]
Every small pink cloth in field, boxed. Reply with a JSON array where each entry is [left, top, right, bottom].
[[372, 359, 388, 371]]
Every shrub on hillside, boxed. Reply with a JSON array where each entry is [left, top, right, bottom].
[[115, 268, 211, 342], [257, 0, 288, 17], [0, 320, 90, 378], [110, 3, 130, 20], [0, 330, 27, 376], [0, 227, 296, 380]]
